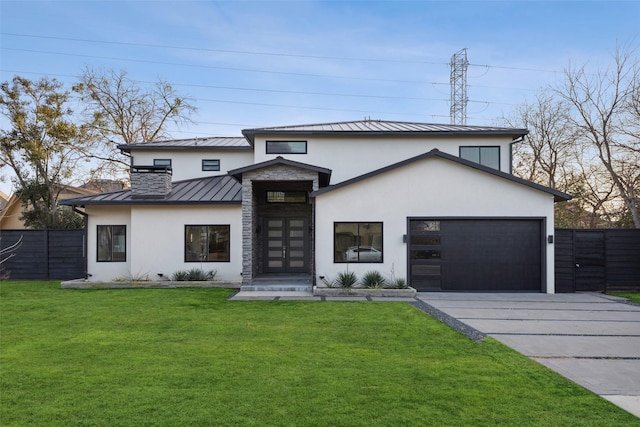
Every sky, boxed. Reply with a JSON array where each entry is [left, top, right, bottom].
[[1, 0, 639, 195]]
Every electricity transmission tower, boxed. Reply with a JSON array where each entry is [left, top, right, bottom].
[[450, 48, 469, 125]]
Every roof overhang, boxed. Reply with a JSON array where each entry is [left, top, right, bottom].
[[242, 120, 529, 145], [228, 156, 332, 187]]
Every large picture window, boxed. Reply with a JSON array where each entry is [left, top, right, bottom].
[[334, 222, 383, 263], [266, 140, 307, 154], [97, 225, 126, 262], [185, 225, 230, 262], [460, 146, 500, 170]]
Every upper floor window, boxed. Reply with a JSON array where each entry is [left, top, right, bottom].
[[202, 159, 220, 171], [266, 141, 307, 154], [153, 159, 172, 167], [460, 146, 500, 170]]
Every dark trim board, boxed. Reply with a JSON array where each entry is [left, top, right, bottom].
[[408, 217, 546, 292]]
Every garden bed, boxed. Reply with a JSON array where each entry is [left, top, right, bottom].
[[60, 279, 240, 289], [313, 286, 417, 298]]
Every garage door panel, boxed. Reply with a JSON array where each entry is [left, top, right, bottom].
[[409, 219, 543, 292]]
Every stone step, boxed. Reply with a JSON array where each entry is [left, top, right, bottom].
[[240, 284, 313, 292]]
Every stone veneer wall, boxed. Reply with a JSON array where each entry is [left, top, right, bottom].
[[241, 165, 319, 285], [131, 169, 172, 199]]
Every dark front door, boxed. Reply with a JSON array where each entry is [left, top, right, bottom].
[[265, 217, 309, 273]]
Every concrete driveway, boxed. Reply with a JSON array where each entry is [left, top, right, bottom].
[[415, 292, 640, 418]]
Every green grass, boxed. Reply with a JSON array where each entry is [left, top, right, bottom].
[[609, 292, 640, 304], [1, 282, 638, 426]]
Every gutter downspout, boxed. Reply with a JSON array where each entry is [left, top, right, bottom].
[[73, 206, 89, 279]]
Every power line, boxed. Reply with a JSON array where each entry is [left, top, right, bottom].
[[1, 32, 569, 75], [0, 47, 434, 85], [0, 69, 449, 102], [1, 32, 450, 65]]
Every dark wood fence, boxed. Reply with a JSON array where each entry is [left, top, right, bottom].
[[555, 228, 640, 293], [0, 230, 85, 280]]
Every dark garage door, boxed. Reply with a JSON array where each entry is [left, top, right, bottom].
[[409, 219, 543, 292]]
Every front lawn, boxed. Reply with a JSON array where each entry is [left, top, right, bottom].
[[1, 281, 637, 426], [609, 292, 640, 304]]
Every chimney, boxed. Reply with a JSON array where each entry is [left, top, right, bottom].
[[130, 166, 172, 199]]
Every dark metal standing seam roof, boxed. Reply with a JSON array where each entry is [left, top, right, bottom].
[[242, 119, 529, 144], [118, 137, 251, 152], [59, 175, 242, 206]]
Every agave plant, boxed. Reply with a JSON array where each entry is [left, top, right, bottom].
[[335, 271, 358, 289], [361, 270, 386, 289], [390, 277, 407, 289]]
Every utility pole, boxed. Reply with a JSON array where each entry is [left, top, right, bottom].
[[450, 48, 468, 125]]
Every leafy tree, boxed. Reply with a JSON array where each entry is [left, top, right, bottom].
[[17, 180, 84, 229], [0, 76, 91, 229], [72, 68, 197, 181]]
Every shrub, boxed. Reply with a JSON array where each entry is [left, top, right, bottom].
[[361, 270, 386, 289], [389, 277, 407, 289], [172, 269, 217, 281], [335, 271, 358, 289]]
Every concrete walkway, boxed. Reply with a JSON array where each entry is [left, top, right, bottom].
[[229, 290, 640, 417], [415, 292, 640, 418]]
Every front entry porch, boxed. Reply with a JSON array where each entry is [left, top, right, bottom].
[[230, 157, 331, 289]]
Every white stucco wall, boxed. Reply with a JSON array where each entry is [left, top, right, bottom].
[[129, 205, 243, 283], [85, 206, 132, 281], [253, 135, 514, 182], [85, 204, 243, 283], [314, 155, 557, 293], [131, 150, 253, 181]]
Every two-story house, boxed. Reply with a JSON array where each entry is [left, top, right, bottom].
[[61, 119, 570, 292]]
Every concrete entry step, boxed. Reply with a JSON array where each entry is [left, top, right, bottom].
[[241, 274, 313, 292]]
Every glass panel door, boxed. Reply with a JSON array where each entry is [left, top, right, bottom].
[[265, 218, 308, 273], [409, 219, 442, 290]]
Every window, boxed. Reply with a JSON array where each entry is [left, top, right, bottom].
[[153, 159, 172, 167], [334, 222, 383, 263], [202, 159, 220, 171], [460, 146, 500, 170], [266, 191, 307, 203], [97, 225, 126, 262], [185, 225, 230, 262], [266, 140, 307, 154]]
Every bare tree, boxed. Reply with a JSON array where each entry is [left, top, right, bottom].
[[558, 45, 640, 227], [506, 92, 578, 190], [72, 68, 197, 180]]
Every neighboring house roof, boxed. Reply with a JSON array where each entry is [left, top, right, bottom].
[[60, 175, 242, 206], [80, 180, 126, 193], [229, 156, 332, 187], [1, 185, 99, 229], [311, 149, 572, 202], [242, 119, 529, 145], [0, 191, 9, 211], [118, 137, 250, 152]]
